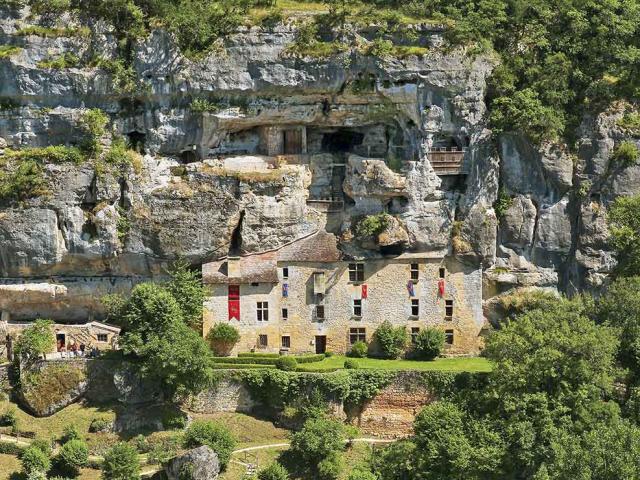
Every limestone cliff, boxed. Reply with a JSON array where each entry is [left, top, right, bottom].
[[0, 4, 638, 321]]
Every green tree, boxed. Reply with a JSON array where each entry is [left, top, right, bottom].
[[289, 416, 347, 478], [167, 259, 205, 330], [55, 439, 89, 476], [183, 420, 236, 470], [607, 195, 640, 277], [14, 319, 54, 364], [20, 445, 51, 476], [101, 442, 140, 480], [412, 328, 444, 360], [206, 323, 240, 356], [118, 283, 215, 397], [373, 321, 407, 359]]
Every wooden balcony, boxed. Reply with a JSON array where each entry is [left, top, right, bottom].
[[428, 147, 467, 175]]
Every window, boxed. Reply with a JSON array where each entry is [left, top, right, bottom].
[[410, 263, 419, 281], [251, 282, 259, 287], [348, 263, 364, 282], [349, 328, 366, 344], [445, 329, 454, 345], [439, 267, 446, 278], [353, 299, 362, 317], [281, 336, 291, 349], [257, 302, 269, 321], [411, 327, 420, 344], [97, 333, 108, 342], [282, 308, 288, 320], [445, 300, 453, 319], [411, 299, 419, 317], [313, 272, 326, 294], [258, 334, 268, 347], [282, 267, 289, 279], [315, 305, 325, 320]]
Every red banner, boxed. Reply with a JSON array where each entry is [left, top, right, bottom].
[[438, 279, 445, 297], [228, 285, 240, 320], [361, 284, 368, 299]]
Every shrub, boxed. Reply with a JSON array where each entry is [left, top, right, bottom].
[[324, 351, 334, 358], [356, 213, 391, 237], [101, 442, 140, 480], [0, 45, 22, 59], [317, 452, 343, 480], [4, 145, 84, 164], [60, 425, 81, 444], [103, 137, 142, 174], [276, 356, 298, 371], [373, 321, 407, 359], [290, 417, 347, 477], [349, 341, 368, 358], [20, 445, 51, 475], [347, 468, 377, 480], [89, 418, 111, 433], [206, 323, 241, 356], [14, 319, 54, 364], [611, 141, 640, 168], [258, 462, 289, 480], [0, 159, 47, 201], [56, 439, 88, 475], [344, 359, 359, 369], [183, 420, 236, 470], [30, 439, 53, 456], [0, 408, 17, 427], [413, 328, 445, 360], [37, 52, 81, 70], [494, 188, 512, 219]]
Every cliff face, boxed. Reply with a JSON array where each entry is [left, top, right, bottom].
[[0, 4, 638, 321]]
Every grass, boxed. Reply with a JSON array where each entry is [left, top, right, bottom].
[[190, 412, 289, 448], [296, 355, 493, 372], [15, 25, 90, 38], [0, 46, 21, 59]]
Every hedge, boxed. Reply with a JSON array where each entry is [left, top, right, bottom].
[[213, 354, 325, 365], [212, 363, 275, 370]]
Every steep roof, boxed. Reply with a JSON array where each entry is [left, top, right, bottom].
[[202, 231, 341, 285]]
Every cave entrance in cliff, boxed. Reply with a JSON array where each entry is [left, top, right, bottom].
[[127, 131, 146, 154], [180, 149, 200, 164], [56, 333, 66, 352], [321, 130, 364, 154], [229, 210, 245, 256]]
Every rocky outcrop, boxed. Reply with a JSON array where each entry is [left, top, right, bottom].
[[1, 4, 639, 322], [166, 446, 220, 480]]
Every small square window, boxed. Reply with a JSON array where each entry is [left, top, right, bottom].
[[411, 327, 420, 344], [251, 282, 259, 287], [349, 327, 366, 344], [348, 263, 364, 282], [282, 308, 288, 320], [282, 267, 289, 279], [445, 300, 453, 319], [439, 267, 446, 279], [281, 336, 291, 349], [257, 302, 269, 321], [410, 263, 419, 281], [258, 334, 268, 347], [411, 299, 419, 317], [315, 305, 325, 320], [445, 329, 454, 345], [353, 299, 362, 317], [97, 333, 108, 342]]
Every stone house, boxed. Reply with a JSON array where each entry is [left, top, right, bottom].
[[1, 320, 120, 360], [202, 231, 484, 356]]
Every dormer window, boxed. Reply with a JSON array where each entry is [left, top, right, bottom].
[[349, 263, 364, 282]]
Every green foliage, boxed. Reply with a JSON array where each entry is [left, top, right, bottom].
[[493, 188, 512, 219], [104, 137, 142, 174], [289, 416, 347, 479], [276, 356, 298, 371], [37, 52, 81, 70], [16, 25, 89, 38], [356, 213, 391, 237], [190, 98, 223, 113], [55, 439, 89, 475], [89, 57, 139, 95], [60, 425, 81, 444], [373, 321, 407, 359], [347, 468, 376, 480], [366, 38, 394, 58], [595, 276, 640, 382], [30, 0, 71, 15], [608, 195, 640, 277], [348, 341, 367, 358], [618, 112, 640, 136], [183, 420, 236, 470], [79, 108, 108, 156], [0, 45, 22, 58], [20, 445, 51, 476], [413, 328, 444, 360], [611, 141, 640, 168], [14, 319, 54, 363], [89, 417, 111, 433], [4, 145, 84, 164], [257, 462, 289, 480], [0, 408, 18, 427], [115, 206, 130, 243], [20, 364, 87, 416], [118, 282, 215, 397], [343, 359, 358, 369], [371, 440, 416, 480], [101, 442, 140, 480], [167, 259, 205, 330]]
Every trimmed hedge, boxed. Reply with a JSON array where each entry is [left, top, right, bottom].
[[213, 354, 325, 365], [212, 363, 275, 370], [238, 353, 281, 359]]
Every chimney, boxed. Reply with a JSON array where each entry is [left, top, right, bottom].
[[227, 257, 240, 279]]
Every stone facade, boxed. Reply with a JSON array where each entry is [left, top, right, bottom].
[[203, 231, 483, 356]]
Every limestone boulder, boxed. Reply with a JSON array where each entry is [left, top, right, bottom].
[[166, 446, 220, 480]]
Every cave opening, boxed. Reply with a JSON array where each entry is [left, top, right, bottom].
[[380, 243, 405, 256], [229, 210, 245, 256], [180, 149, 200, 164], [127, 131, 146, 153], [321, 130, 365, 153]]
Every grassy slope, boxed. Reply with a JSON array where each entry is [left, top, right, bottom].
[[188, 412, 289, 448], [297, 355, 493, 372]]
